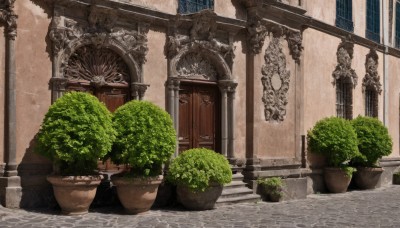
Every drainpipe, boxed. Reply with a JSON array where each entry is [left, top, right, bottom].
[[382, 0, 389, 126]]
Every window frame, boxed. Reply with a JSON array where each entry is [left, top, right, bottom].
[[178, 0, 214, 14], [336, 77, 353, 120], [366, 0, 381, 43], [336, 0, 354, 32]]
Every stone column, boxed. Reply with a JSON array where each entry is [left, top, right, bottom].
[[227, 82, 238, 163], [131, 82, 149, 100], [50, 77, 67, 102], [165, 78, 180, 157], [0, 0, 22, 208], [219, 80, 236, 158]]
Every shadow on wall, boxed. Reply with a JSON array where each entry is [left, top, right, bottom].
[[18, 134, 57, 209]]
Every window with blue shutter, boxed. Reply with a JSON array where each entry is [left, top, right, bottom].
[[179, 0, 214, 14], [336, 0, 354, 32], [395, 1, 400, 48], [366, 0, 380, 43]]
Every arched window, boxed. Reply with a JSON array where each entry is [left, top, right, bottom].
[[179, 0, 214, 14], [336, 77, 353, 119], [365, 86, 378, 117], [336, 0, 354, 32]]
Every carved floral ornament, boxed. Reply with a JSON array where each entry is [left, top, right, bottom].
[[176, 53, 218, 81], [332, 39, 358, 88], [0, 0, 17, 39], [261, 37, 290, 122], [362, 49, 382, 94]]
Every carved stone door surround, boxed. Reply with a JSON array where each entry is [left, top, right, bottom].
[[164, 10, 238, 163], [49, 4, 150, 103]]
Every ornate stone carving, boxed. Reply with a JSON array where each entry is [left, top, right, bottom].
[[285, 30, 303, 63], [363, 49, 382, 94], [131, 82, 149, 99], [261, 37, 290, 122], [190, 9, 217, 41], [176, 53, 218, 81], [332, 39, 357, 87], [0, 0, 17, 39], [50, 77, 68, 92], [64, 46, 129, 88], [247, 14, 268, 54]]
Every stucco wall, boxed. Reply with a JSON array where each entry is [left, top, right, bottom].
[[15, 0, 52, 164], [252, 35, 297, 160], [303, 0, 335, 27], [143, 28, 167, 109], [232, 35, 246, 160], [388, 55, 400, 157], [121, 0, 178, 15], [0, 26, 4, 165]]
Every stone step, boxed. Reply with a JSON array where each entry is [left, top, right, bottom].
[[223, 180, 247, 189], [232, 173, 244, 181], [219, 187, 254, 199], [216, 194, 260, 206]]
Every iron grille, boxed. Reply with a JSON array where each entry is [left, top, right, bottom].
[[336, 78, 353, 120], [365, 88, 378, 117], [336, 0, 354, 32], [366, 0, 380, 43], [179, 0, 214, 14], [395, 1, 400, 48]]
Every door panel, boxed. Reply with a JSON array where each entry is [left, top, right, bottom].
[[179, 83, 220, 153]]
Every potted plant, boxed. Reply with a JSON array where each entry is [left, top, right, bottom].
[[257, 177, 284, 202], [35, 92, 116, 215], [350, 116, 393, 189], [167, 148, 232, 210], [108, 100, 176, 214], [307, 117, 360, 193]]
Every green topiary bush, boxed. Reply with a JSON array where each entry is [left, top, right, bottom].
[[109, 100, 176, 177], [307, 117, 360, 168], [350, 116, 393, 167], [257, 177, 284, 200], [35, 92, 116, 175], [167, 148, 232, 192]]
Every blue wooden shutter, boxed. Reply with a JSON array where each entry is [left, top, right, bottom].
[[336, 0, 354, 32], [178, 0, 214, 14], [366, 0, 380, 43], [395, 1, 400, 48]]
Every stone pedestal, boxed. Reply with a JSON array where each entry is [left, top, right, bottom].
[[0, 176, 22, 208]]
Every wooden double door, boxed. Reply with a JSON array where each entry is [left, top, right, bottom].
[[178, 83, 221, 154]]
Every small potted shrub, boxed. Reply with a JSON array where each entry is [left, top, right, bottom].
[[35, 92, 116, 215], [393, 172, 400, 185], [351, 116, 393, 189], [257, 177, 284, 202], [167, 148, 232, 210], [109, 100, 176, 214], [307, 117, 360, 193]]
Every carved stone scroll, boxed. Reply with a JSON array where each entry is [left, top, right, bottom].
[[247, 14, 268, 54], [261, 37, 291, 122], [332, 39, 357, 87], [176, 53, 218, 81], [362, 49, 382, 94], [285, 30, 303, 63]]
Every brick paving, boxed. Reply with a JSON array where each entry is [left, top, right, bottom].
[[1, 185, 400, 227]]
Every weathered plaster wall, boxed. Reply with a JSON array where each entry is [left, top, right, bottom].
[[15, 0, 52, 164], [143, 28, 167, 109], [232, 35, 246, 160], [353, 0, 367, 40], [252, 35, 297, 160], [388, 55, 400, 157], [121, 0, 178, 15], [303, 0, 335, 27], [214, 0, 240, 19], [0, 26, 4, 165]]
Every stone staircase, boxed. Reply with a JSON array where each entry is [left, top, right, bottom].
[[216, 173, 260, 206]]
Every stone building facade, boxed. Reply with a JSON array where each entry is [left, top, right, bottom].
[[1, 0, 400, 208]]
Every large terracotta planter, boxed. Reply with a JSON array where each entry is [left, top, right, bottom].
[[354, 167, 383, 189], [47, 175, 102, 215], [324, 167, 352, 193], [177, 184, 223, 210], [111, 175, 162, 214]]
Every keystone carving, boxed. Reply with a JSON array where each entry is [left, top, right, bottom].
[[261, 37, 291, 122], [362, 49, 382, 94], [332, 39, 357, 87]]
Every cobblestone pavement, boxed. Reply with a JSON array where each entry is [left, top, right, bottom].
[[2, 186, 400, 228]]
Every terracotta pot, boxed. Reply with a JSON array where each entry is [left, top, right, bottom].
[[111, 175, 162, 214], [177, 184, 223, 210], [47, 175, 102, 215], [354, 167, 383, 189], [323, 167, 352, 193]]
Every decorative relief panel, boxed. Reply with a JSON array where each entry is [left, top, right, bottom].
[[176, 53, 218, 81], [165, 10, 234, 80], [362, 49, 382, 94], [261, 37, 290, 122], [0, 0, 17, 39], [332, 39, 357, 87], [64, 46, 129, 88]]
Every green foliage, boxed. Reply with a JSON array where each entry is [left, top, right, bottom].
[[35, 92, 116, 175], [350, 116, 393, 167], [167, 148, 232, 192], [257, 177, 284, 198], [109, 100, 176, 177], [307, 117, 360, 167], [342, 166, 357, 178]]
